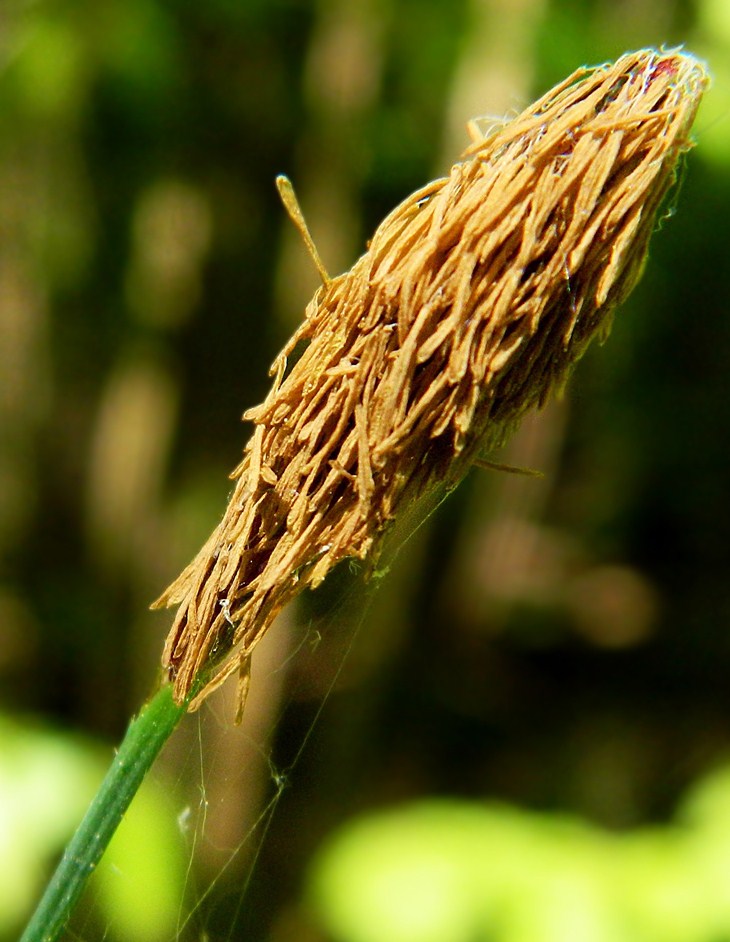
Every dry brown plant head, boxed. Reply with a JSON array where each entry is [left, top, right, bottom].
[[153, 49, 708, 716]]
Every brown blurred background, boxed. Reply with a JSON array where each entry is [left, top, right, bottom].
[[2, 0, 730, 939]]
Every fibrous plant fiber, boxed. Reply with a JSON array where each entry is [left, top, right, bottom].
[[154, 49, 708, 714]]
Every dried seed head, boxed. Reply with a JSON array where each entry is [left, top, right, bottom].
[[154, 49, 708, 714]]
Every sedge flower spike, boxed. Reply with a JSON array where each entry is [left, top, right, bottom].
[[154, 49, 708, 716]]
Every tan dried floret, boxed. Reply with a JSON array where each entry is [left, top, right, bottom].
[[153, 49, 708, 714]]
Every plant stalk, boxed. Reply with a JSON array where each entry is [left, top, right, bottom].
[[20, 682, 188, 942]]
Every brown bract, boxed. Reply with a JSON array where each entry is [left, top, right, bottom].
[[153, 49, 708, 715]]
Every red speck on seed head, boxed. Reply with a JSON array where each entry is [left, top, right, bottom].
[[649, 57, 679, 83]]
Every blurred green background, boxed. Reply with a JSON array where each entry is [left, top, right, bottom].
[[2, 0, 730, 940]]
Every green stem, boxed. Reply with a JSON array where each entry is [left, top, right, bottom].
[[20, 682, 188, 942]]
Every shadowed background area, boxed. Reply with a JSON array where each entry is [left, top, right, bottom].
[[1, 1, 730, 940]]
